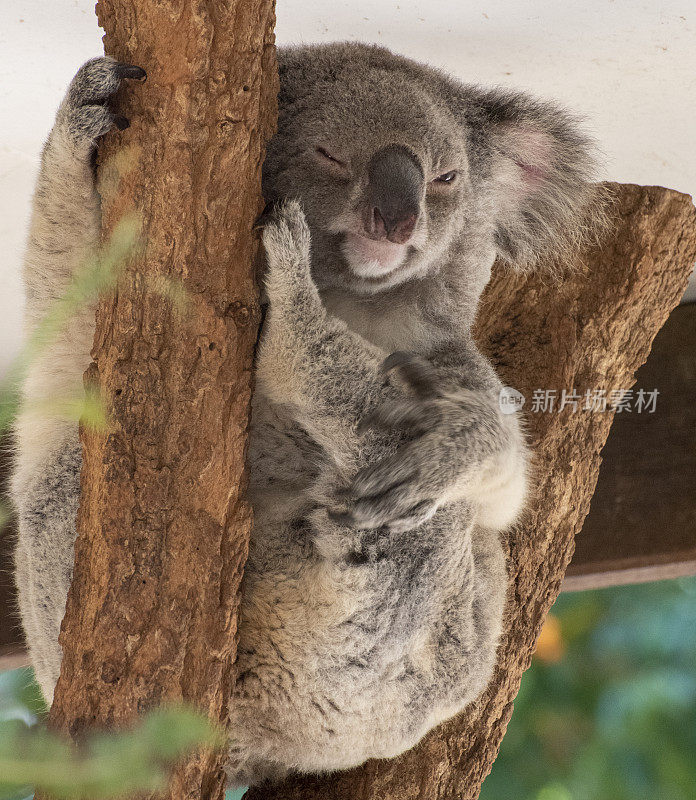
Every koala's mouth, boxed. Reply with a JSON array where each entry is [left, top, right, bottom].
[[341, 232, 410, 278]]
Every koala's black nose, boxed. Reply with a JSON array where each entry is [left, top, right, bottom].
[[364, 144, 423, 244]]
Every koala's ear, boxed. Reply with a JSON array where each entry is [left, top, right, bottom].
[[466, 90, 607, 270]]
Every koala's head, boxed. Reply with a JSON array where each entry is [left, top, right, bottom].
[[263, 43, 605, 295]]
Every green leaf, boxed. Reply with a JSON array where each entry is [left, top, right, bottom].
[[0, 706, 225, 800]]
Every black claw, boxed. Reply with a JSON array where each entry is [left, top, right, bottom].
[[254, 200, 281, 231], [381, 351, 410, 372], [117, 64, 147, 81], [382, 351, 439, 398], [327, 509, 354, 526], [114, 115, 130, 131]]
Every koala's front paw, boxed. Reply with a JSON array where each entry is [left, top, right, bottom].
[[260, 200, 311, 264], [260, 200, 315, 307], [57, 57, 146, 151], [337, 352, 507, 532]]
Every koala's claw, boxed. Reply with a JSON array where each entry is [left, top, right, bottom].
[[67, 56, 146, 106], [382, 351, 442, 399], [384, 500, 439, 533], [59, 57, 145, 149], [357, 399, 434, 436], [330, 489, 437, 533], [115, 64, 147, 81], [358, 353, 446, 437], [339, 439, 446, 532], [254, 200, 282, 231]]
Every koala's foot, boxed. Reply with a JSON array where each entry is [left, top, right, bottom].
[[56, 57, 146, 152]]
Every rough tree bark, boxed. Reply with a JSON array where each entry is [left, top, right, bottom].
[[248, 184, 696, 800], [45, 2, 277, 800]]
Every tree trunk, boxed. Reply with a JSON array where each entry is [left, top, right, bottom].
[[247, 183, 696, 800], [45, 2, 277, 799]]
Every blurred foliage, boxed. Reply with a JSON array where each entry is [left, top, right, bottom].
[[0, 214, 140, 435], [0, 206, 187, 532], [481, 576, 696, 800], [0, 669, 224, 800], [0, 711, 223, 800], [0, 214, 141, 529]]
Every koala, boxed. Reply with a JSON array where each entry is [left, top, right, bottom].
[[12, 44, 601, 786]]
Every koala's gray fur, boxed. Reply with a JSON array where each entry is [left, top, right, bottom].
[[12, 44, 602, 786]]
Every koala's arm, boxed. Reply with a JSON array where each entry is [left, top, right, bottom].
[[421, 336, 529, 530], [22, 59, 144, 325], [347, 334, 529, 533], [15, 58, 146, 483], [258, 202, 452, 533], [260, 204, 527, 534], [258, 202, 387, 435]]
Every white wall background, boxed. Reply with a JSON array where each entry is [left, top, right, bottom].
[[1, 0, 694, 374]]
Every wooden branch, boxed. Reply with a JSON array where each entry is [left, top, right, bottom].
[[564, 559, 696, 592], [564, 302, 696, 591], [247, 183, 696, 800], [43, 3, 277, 799]]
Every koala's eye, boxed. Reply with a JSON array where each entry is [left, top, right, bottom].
[[433, 170, 458, 184], [316, 146, 347, 168]]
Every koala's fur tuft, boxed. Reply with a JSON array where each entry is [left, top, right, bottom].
[[468, 89, 609, 271], [13, 44, 603, 786]]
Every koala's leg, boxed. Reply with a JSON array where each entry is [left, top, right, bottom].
[[13, 439, 82, 703], [12, 57, 144, 702]]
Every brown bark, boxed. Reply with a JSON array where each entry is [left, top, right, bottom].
[[45, 2, 277, 799], [247, 183, 696, 800]]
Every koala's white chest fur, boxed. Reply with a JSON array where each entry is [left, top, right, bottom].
[[321, 289, 431, 354]]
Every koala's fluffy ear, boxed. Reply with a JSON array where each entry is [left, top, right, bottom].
[[464, 89, 608, 270]]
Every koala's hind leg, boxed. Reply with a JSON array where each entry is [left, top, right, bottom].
[[12, 58, 144, 702], [13, 438, 82, 703]]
